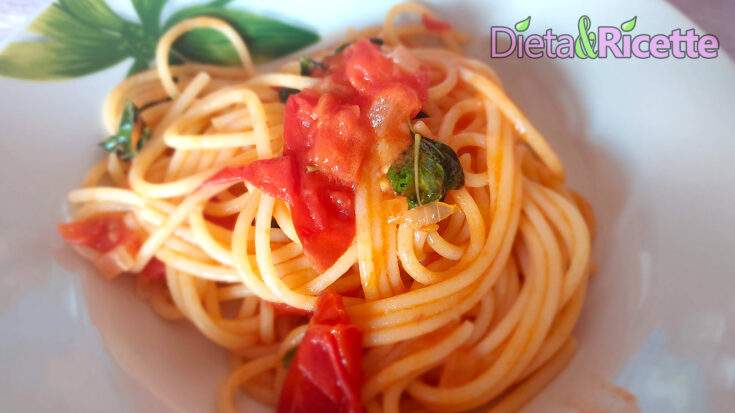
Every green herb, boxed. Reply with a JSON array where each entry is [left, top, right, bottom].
[[299, 57, 326, 76], [388, 131, 464, 208], [0, 0, 319, 80], [414, 110, 429, 119], [282, 347, 297, 368], [100, 100, 151, 160], [369, 37, 384, 46], [278, 87, 300, 103]]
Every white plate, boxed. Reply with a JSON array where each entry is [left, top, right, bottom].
[[1, 0, 734, 412]]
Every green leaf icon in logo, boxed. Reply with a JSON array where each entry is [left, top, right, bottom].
[[0, 0, 319, 80], [621, 16, 637, 32], [514, 16, 531, 32]]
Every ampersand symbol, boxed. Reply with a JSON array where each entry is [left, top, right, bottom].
[[575, 15, 598, 59]]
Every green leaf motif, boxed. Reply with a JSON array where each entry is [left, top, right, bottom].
[[132, 0, 167, 36], [0, 0, 320, 80], [0, 40, 128, 80], [621, 16, 637, 32], [514, 16, 531, 32], [54, 0, 128, 33], [164, 6, 319, 65]]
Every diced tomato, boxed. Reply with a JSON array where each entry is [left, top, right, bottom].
[[278, 293, 363, 413], [367, 83, 422, 137], [140, 257, 166, 281], [59, 214, 167, 280], [58, 214, 139, 254], [422, 14, 453, 31], [205, 157, 354, 272], [308, 94, 372, 184], [207, 156, 297, 201], [343, 39, 428, 103], [207, 38, 428, 271], [289, 169, 355, 271]]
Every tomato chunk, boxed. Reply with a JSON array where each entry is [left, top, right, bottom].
[[207, 38, 428, 271], [58, 214, 163, 279], [140, 257, 166, 281], [58, 214, 139, 254], [278, 293, 363, 413], [422, 14, 453, 31], [308, 94, 372, 184]]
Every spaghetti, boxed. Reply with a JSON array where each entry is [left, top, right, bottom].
[[59, 2, 594, 412]]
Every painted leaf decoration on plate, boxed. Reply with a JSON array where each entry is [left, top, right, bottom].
[[131, 0, 167, 36], [29, 3, 124, 43], [0, 1, 134, 79], [0, 40, 129, 80], [53, 0, 128, 33], [0, 0, 319, 80], [164, 5, 319, 65]]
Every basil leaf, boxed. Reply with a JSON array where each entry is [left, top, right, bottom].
[[299, 57, 325, 76], [282, 347, 297, 368], [278, 87, 300, 103], [388, 133, 464, 208], [164, 6, 319, 65], [100, 100, 151, 160]]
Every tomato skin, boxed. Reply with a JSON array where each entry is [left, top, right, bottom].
[[58, 214, 165, 280], [208, 156, 297, 201], [422, 14, 452, 31], [343, 39, 428, 103], [308, 94, 372, 184], [58, 214, 137, 254], [278, 293, 363, 413], [140, 257, 166, 281]]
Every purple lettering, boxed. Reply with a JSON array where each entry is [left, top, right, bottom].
[[622, 34, 631, 57], [544, 29, 557, 58], [555, 34, 574, 58], [698, 35, 719, 58], [517, 34, 524, 58], [683, 29, 698, 58], [650, 34, 670, 58], [598, 26, 623, 58], [490, 27, 515, 58], [632, 34, 651, 58], [524, 34, 544, 58], [670, 29, 685, 58]]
